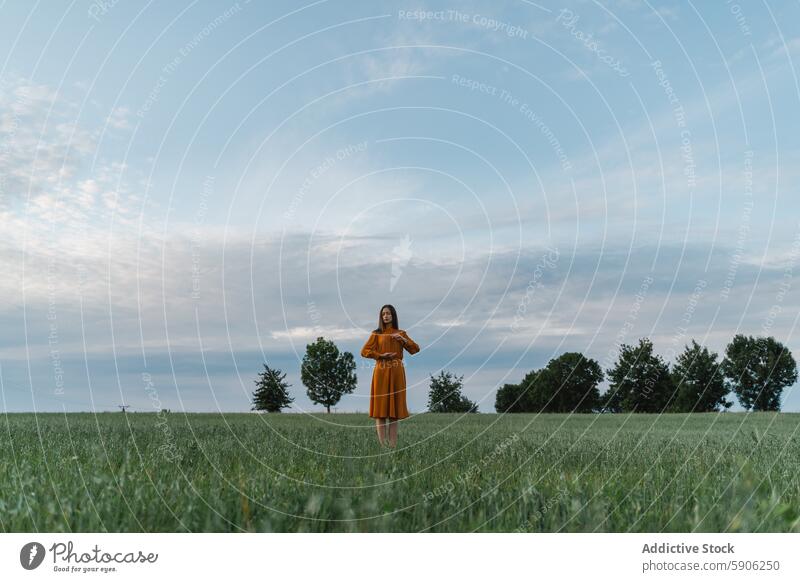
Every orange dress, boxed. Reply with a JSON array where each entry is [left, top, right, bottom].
[[360, 325, 420, 419]]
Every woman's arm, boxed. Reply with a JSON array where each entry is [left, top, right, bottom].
[[360, 333, 378, 359], [399, 331, 420, 355]]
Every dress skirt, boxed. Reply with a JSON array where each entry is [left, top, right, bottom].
[[369, 358, 410, 419]]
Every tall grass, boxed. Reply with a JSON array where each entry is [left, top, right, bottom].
[[1, 412, 798, 532]]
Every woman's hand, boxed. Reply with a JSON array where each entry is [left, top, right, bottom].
[[390, 333, 406, 344], [378, 351, 398, 360]]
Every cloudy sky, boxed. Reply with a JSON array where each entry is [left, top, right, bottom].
[[1, 0, 799, 413]]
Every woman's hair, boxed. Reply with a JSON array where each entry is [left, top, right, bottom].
[[373, 304, 399, 333]]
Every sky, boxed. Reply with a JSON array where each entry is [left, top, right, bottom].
[[1, 0, 799, 414]]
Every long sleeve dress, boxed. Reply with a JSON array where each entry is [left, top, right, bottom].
[[360, 325, 420, 419]]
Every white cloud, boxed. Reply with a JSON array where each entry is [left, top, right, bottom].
[[271, 326, 365, 341], [105, 106, 132, 131]]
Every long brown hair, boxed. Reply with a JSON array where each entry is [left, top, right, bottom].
[[373, 304, 398, 333]]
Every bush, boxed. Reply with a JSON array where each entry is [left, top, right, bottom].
[[428, 371, 478, 413]]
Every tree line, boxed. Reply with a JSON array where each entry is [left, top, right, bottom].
[[495, 335, 797, 413], [251, 334, 797, 414]]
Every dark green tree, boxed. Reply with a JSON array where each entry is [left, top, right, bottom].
[[519, 368, 550, 412], [721, 334, 798, 411], [670, 340, 731, 412], [604, 338, 675, 412], [428, 371, 478, 413], [300, 337, 357, 413], [495, 382, 525, 413], [251, 363, 294, 413], [494, 369, 546, 412], [536, 352, 604, 412]]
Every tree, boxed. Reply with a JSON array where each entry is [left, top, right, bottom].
[[252, 363, 294, 413], [494, 369, 549, 413], [536, 352, 604, 413], [670, 340, 731, 412], [495, 382, 526, 413], [428, 371, 478, 413], [300, 337, 357, 413], [721, 334, 798, 411], [516, 369, 548, 411], [604, 338, 675, 413]]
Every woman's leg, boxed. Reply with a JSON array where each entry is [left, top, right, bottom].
[[375, 418, 387, 444], [387, 417, 398, 448]]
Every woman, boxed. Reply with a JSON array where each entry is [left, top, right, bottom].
[[360, 304, 420, 448]]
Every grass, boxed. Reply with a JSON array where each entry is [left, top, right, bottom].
[[1, 411, 799, 532]]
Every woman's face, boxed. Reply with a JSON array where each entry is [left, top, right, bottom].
[[381, 308, 393, 326]]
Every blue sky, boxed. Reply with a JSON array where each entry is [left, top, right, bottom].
[[1, 0, 799, 413]]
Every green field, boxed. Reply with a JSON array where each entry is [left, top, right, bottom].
[[2, 412, 799, 532]]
